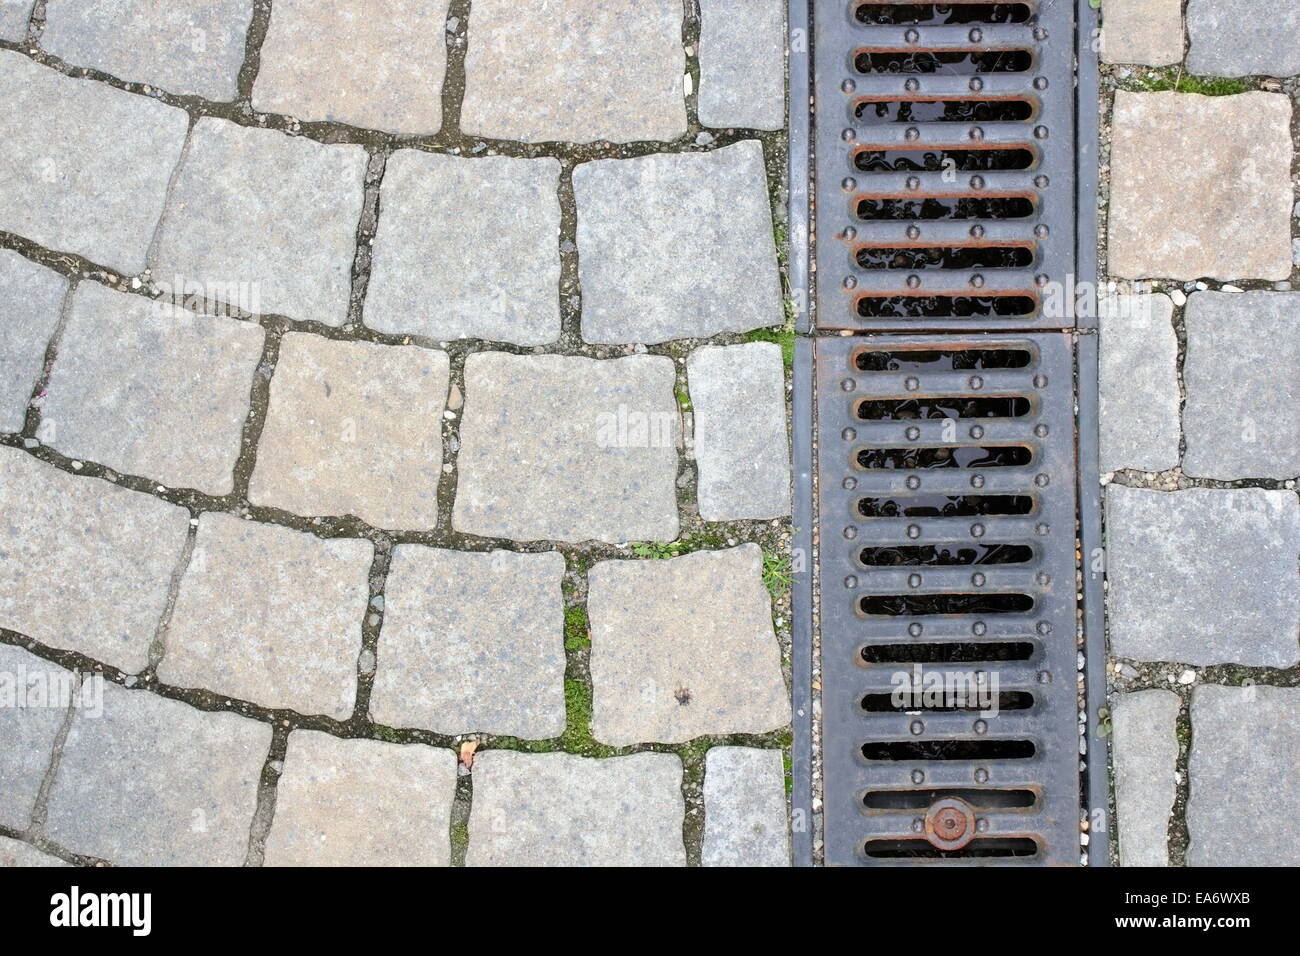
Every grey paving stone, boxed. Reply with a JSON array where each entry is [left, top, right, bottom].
[[253, 0, 449, 133], [702, 747, 789, 867], [247, 334, 448, 528], [363, 152, 561, 345], [1183, 292, 1299, 479], [1187, 0, 1300, 77], [0, 836, 69, 867], [1100, 0, 1184, 66], [574, 142, 783, 343], [0, 448, 189, 672], [41, 0, 253, 101], [1187, 685, 1300, 866], [370, 548, 566, 738], [1107, 92, 1293, 281], [1098, 293, 1180, 473], [0, 1, 30, 40], [42, 282, 263, 495], [467, 751, 685, 866], [264, 731, 456, 866], [461, 0, 686, 144], [688, 342, 790, 520], [153, 118, 367, 325], [158, 513, 372, 718], [44, 681, 270, 866], [453, 352, 680, 544], [0, 645, 71, 830], [0, 250, 66, 433], [0, 51, 188, 273], [1111, 689, 1179, 867], [697, 0, 785, 130], [1105, 486, 1299, 667], [588, 545, 791, 745]]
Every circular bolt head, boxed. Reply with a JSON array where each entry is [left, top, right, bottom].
[[905, 475, 920, 489]]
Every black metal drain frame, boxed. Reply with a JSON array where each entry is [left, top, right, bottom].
[[787, 0, 1107, 866]]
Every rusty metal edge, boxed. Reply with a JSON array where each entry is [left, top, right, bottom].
[[789, 0, 813, 337], [1074, 0, 1109, 867]]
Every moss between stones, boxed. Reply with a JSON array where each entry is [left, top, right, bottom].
[[1126, 69, 1250, 96]]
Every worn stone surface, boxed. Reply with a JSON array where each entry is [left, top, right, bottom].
[[453, 353, 680, 543], [688, 342, 790, 521], [264, 731, 456, 866], [1098, 293, 1180, 473], [1187, 685, 1300, 866], [364, 152, 561, 345], [253, 0, 449, 133], [1105, 486, 1299, 667], [0, 51, 189, 272], [370, 548, 566, 738], [1107, 92, 1293, 281], [153, 118, 367, 324], [0, 448, 189, 672], [0, 250, 66, 433], [588, 545, 790, 745], [41, 0, 253, 100], [45, 682, 270, 866], [43, 282, 263, 494], [702, 747, 789, 867], [574, 142, 782, 343], [467, 751, 685, 866], [0, 645, 70, 830], [461, 0, 686, 144], [1112, 690, 1179, 867], [248, 334, 448, 528], [697, 0, 785, 130], [0, 1, 30, 39], [0, 836, 69, 867], [1183, 292, 1299, 479], [1187, 0, 1300, 77], [1100, 0, 1184, 66], [159, 513, 372, 718]]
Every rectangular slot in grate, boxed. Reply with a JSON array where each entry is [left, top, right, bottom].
[[814, 333, 1080, 865], [814, 0, 1078, 330]]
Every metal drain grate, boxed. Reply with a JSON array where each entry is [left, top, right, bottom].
[[814, 333, 1080, 864], [814, 0, 1078, 331]]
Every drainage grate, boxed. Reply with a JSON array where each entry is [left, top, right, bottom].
[[814, 333, 1081, 865], [814, 0, 1078, 331]]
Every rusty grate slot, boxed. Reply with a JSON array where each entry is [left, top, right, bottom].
[[817, 0, 1078, 331], [815, 333, 1079, 865]]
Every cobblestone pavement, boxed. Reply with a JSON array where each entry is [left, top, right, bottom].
[[0, 0, 794, 867], [1099, 3, 1299, 866]]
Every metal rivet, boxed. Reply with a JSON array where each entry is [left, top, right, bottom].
[[906, 176, 921, 191], [908, 622, 923, 637], [974, 768, 989, 784], [844, 575, 858, 589], [844, 526, 858, 540], [1036, 523, 1049, 536], [842, 378, 857, 391], [972, 621, 987, 636], [971, 572, 986, 587], [1034, 423, 1048, 437], [905, 126, 920, 141], [970, 474, 985, 488], [842, 127, 857, 142], [1037, 670, 1052, 683], [1034, 126, 1048, 140], [976, 818, 990, 832], [1034, 174, 1049, 188], [911, 818, 925, 833], [970, 274, 985, 289], [971, 523, 985, 538], [969, 425, 984, 440], [905, 426, 920, 441], [969, 78, 984, 92], [905, 78, 919, 92], [908, 573, 921, 589], [911, 769, 925, 784], [1035, 273, 1050, 287], [844, 226, 857, 240], [904, 376, 920, 391], [974, 719, 988, 735], [969, 375, 984, 390], [905, 475, 920, 489], [843, 275, 858, 290], [907, 524, 921, 539], [842, 427, 857, 441], [1037, 621, 1052, 635], [1036, 572, 1051, 585], [906, 224, 921, 239], [906, 274, 921, 289], [1033, 76, 1048, 90], [969, 175, 985, 190], [910, 719, 924, 735], [842, 177, 858, 191], [843, 476, 858, 490], [1035, 473, 1049, 487], [969, 28, 983, 42], [1033, 373, 1048, 388], [969, 224, 985, 238], [842, 78, 857, 93], [1033, 27, 1048, 41], [905, 28, 920, 43], [969, 125, 984, 141], [1034, 224, 1049, 238]]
